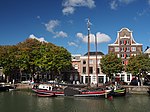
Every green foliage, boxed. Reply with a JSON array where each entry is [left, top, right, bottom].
[[100, 53, 123, 78], [126, 54, 150, 76], [0, 38, 71, 82]]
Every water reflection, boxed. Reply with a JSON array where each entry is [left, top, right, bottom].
[[0, 91, 150, 112]]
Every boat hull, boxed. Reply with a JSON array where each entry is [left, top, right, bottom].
[[110, 89, 126, 97], [37, 93, 56, 97], [0, 85, 15, 92], [32, 88, 64, 96]]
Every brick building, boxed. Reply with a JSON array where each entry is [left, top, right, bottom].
[[108, 28, 143, 83], [108, 28, 142, 65]]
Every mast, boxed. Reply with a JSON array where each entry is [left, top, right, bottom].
[[95, 34, 98, 87], [87, 19, 90, 86]]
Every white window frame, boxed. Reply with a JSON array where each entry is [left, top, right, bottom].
[[115, 47, 119, 52], [131, 47, 136, 52]]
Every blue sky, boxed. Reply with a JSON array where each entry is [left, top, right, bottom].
[[0, 0, 150, 55]]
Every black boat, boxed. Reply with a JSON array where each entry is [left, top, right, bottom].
[[0, 83, 15, 92]]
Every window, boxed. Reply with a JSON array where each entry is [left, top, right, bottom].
[[82, 67, 86, 74], [121, 75, 124, 81], [93, 76, 96, 81], [89, 67, 93, 74], [117, 54, 120, 58], [110, 47, 114, 52], [126, 54, 130, 58], [98, 76, 104, 83], [131, 47, 136, 51], [115, 47, 119, 52], [131, 54, 136, 56], [81, 76, 83, 83], [97, 68, 100, 74], [121, 54, 124, 58], [74, 64, 78, 69], [83, 60, 86, 64], [126, 40, 130, 45], [120, 47, 124, 52], [120, 40, 124, 45], [126, 47, 130, 52], [85, 76, 91, 83], [124, 40, 126, 45], [127, 75, 130, 81], [97, 59, 100, 64], [89, 59, 93, 64]]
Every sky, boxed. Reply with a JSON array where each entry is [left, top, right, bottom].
[[0, 0, 150, 55]]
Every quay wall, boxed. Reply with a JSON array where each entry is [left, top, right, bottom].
[[15, 84, 32, 89], [15, 84, 149, 95], [122, 85, 149, 94]]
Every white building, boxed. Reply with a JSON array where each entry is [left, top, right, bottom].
[[72, 52, 106, 84]]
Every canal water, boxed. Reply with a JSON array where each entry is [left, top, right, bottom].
[[0, 91, 150, 112]]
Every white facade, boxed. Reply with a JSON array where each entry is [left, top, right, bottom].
[[72, 53, 107, 84]]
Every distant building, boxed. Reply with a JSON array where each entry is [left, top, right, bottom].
[[71, 54, 81, 84], [108, 28, 143, 83], [71, 52, 106, 84]]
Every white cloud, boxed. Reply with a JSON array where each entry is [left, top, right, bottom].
[[148, 0, 150, 5], [45, 20, 68, 38], [68, 41, 78, 47], [62, 6, 75, 15], [45, 20, 60, 33], [96, 32, 111, 43], [37, 16, 40, 19], [110, 0, 136, 10], [119, 0, 135, 4], [29, 34, 48, 43], [62, 0, 96, 15], [76, 32, 111, 43], [110, 0, 118, 10], [68, 20, 74, 24], [54, 31, 68, 38], [77, 33, 84, 39]]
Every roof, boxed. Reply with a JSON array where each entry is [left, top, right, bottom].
[[84, 52, 104, 56]]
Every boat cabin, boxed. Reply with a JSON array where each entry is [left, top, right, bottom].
[[38, 84, 53, 91]]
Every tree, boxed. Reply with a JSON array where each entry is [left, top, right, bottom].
[[126, 53, 150, 85], [0, 38, 72, 83], [100, 53, 123, 81]]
